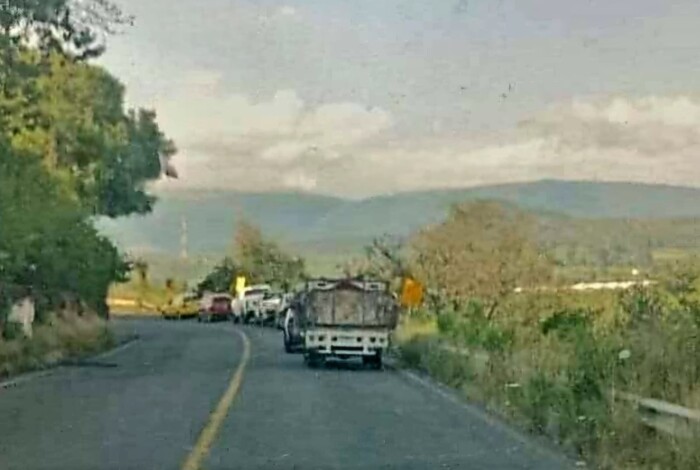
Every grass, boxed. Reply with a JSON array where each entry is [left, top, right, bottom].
[[0, 313, 115, 379], [108, 280, 177, 314], [394, 288, 700, 469], [652, 248, 700, 262], [393, 314, 437, 344]]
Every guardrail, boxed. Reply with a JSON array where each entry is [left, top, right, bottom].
[[436, 343, 699, 438], [614, 392, 700, 438]]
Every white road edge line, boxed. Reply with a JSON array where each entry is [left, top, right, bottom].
[[0, 337, 139, 390], [395, 366, 578, 468], [0, 369, 54, 390], [93, 337, 139, 360]]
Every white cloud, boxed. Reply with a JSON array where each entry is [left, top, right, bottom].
[[521, 95, 700, 159], [278, 6, 298, 18], [283, 170, 317, 191], [152, 75, 392, 193], [298, 103, 392, 147], [569, 96, 700, 128], [256, 5, 301, 23], [153, 86, 700, 197], [369, 95, 700, 195], [260, 141, 310, 163]]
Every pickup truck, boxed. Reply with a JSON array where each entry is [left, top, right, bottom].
[[260, 291, 285, 326], [294, 278, 398, 368], [232, 284, 271, 324]]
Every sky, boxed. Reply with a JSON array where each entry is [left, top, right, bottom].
[[99, 0, 700, 198]]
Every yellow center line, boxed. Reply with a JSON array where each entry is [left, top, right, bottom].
[[181, 329, 251, 470]]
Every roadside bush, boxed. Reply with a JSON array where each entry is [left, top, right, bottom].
[[396, 336, 428, 369], [437, 300, 513, 354], [395, 200, 700, 468], [1, 322, 24, 341], [0, 142, 128, 319], [397, 336, 473, 388], [598, 406, 700, 470], [616, 288, 700, 406], [0, 313, 114, 378], [398, 286, 700, 468]]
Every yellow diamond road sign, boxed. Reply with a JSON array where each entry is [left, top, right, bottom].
[[400, 277, 424, 308], [234, 276, 246, 295]]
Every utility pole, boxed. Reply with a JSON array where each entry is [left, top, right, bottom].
[[180, 215, 188, 261]]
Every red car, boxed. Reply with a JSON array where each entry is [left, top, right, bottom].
[[197, 293, 233, 323]]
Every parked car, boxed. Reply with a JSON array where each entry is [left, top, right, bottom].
[[160, 292, 199, 320], [260, 291, 285, 326], [198, 293, 233, 323]]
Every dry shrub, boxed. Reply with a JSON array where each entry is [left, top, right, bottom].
[[0, 313, 114, 378], [398, 286, 700, 469]]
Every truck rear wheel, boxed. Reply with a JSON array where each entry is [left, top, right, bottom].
[[305, 352, 324, 368], [363, 353, 382, 370]]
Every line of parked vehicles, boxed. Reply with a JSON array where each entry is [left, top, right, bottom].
[[160, 277, 399, 369], [160, 284, 291, 326]]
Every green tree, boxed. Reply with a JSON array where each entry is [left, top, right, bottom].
[[0, 140, 126, 318], [1, 2, 174, 218], [232, 220, 306, 290], [0, 0, 169, 321], [412, 201, 551, 317], [1, 0, 132, 59], [341, 235, 408, 296], [2, 51, 175, 216], [197, 257, 239, 295]]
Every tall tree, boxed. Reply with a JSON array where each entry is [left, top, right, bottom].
[[0, 140, 127, 318], [0, 0, 168, 319], [412, 201, 551, 317], [0, 0, 132, 59], [2, 51, 175, 216], [1, 3, 175, 217], [233, 220, 306, 290]]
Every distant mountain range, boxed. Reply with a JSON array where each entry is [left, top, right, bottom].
[[96, 180, 700, 259]]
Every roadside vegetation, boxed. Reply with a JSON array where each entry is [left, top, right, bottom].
[[197, 220, 307, 295], [353, 201, 700, 469], [0, 1, 172, 372], [0, 312, 114, 379]]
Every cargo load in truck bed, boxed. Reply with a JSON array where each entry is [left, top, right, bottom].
[[300, 279, 398, 328]]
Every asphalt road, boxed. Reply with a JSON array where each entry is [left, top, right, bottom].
[[0, 318, 574, 470]]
